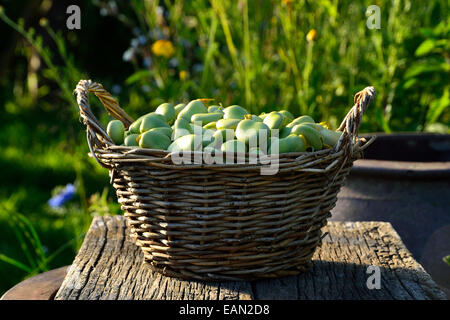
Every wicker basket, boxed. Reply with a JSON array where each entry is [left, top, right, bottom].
[[75, 79, 376, 281]]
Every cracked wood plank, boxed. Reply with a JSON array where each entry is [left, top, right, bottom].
[[54, 216, 447, 300]]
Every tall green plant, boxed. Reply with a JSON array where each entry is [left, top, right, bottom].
[[0, 8, 84, 119]]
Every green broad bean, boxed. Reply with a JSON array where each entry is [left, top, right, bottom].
[[235, 119, 271, 146], [168, 134, 203, 152], [155, 103, 176, 125], [216, 118, 241, 130], [278, 110, 294, 126], [221, 139, 247, 154], [290, 124, 323, 151], [139, 113, 170, 133], [319, 128, 342, 147], [172, 118, 193, 140], [286, 115, 315, 128], [279, 126, 292, 139], [177, 100, 208, 121], [148, 127, 172, 138], [269, 134, 306, 154], [203, 122, 218, 130], [107, 120, 125, 145], [223, 105, 249, 120], [174, 103, 186, 117], [191, 112, 224, 126], [124, 133, 139, 146], [263, 111, 284, 130], [208, 105, 223, 113], [139, 130, 171, 150]]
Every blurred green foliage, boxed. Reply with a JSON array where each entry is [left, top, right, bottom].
[[0, 0, 448, 295]]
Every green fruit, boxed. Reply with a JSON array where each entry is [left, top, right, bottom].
[[191, 112, 224, 126], [216, 118, 241, 130], [290, 124, 323, 151], [174, 103, 186, 117], [221, 139, 247, 153], [303, 122, 325, 131], [203, 122, 218, 130], [168, 134, 203, 152], [213, 129, 235, 142], [155, 103, 176, 125], [107, 120, 125, 145], [223, 105, 248, 120], [140, 113, 170, 133], [189, 123, 204, 134], [139, 130, 171, 150], [278, 110, 294, 126], [235, 119, 271, 146], [128, 116, 145, 134], [208, 105, 223, 113], [263, 111, 284, 130], [269, 134, 306, 154], [190, 124, 214, 146], [207, 128, 233, 150], [244, 114, 263, 122], [319, 128, 342, 147], [278, 110, 294, 120], [148, 127, 172, 138], [173, 118, 193, 140], [286, 115, 315, 128], [201, 128, 216, 147], [177, 100, 208, 121], [279, 126, 292, 139], [124, 133, 139, 147]]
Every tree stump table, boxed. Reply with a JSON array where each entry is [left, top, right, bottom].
[[5, 215, 447, 300]]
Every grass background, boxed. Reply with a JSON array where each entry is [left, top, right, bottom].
[[0, 0, 448, 295]]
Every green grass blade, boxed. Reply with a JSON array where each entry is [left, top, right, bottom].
[[0, 254, 32, 273]]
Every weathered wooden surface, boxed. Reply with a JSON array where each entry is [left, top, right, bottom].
[[1, 266, 69, 300], [54, 215, 447, 300]]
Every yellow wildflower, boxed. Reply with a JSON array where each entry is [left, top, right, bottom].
[[306, 29, 317, 42], [151, 39, 175, 58], [282, 0, 293, 5], [179, 70, 187, 81], [39, 18, 48, 27]]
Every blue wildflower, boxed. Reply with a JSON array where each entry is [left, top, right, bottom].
[[48, 184, 76, 208], [122, 47, 135, 62], [138, 35, 147, 45], [130, 38, 139, 48], [111, 84, 122, 94], [193, 63, 204, 73], [169, 57, 179, 68], [143, 57, 152, 68], [141, 85, 151, 93]]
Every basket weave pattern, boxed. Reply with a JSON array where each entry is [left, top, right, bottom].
[[75, 80, 375, 281]]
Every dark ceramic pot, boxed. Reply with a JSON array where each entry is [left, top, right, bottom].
[[331, 133, 450, 295]]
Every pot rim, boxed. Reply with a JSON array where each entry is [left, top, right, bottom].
[[352, 159, 450, 179], [353, 133, 450, 179]]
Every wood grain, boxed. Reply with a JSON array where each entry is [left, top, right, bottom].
[[54, 216, 447, 300], [1, 266, 69, 300]]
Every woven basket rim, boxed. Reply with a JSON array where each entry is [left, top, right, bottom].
[[90, 136, 371, 171]]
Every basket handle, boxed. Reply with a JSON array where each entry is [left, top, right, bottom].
[[75, 79, 135, 168], [335, 86, 376, 150]]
